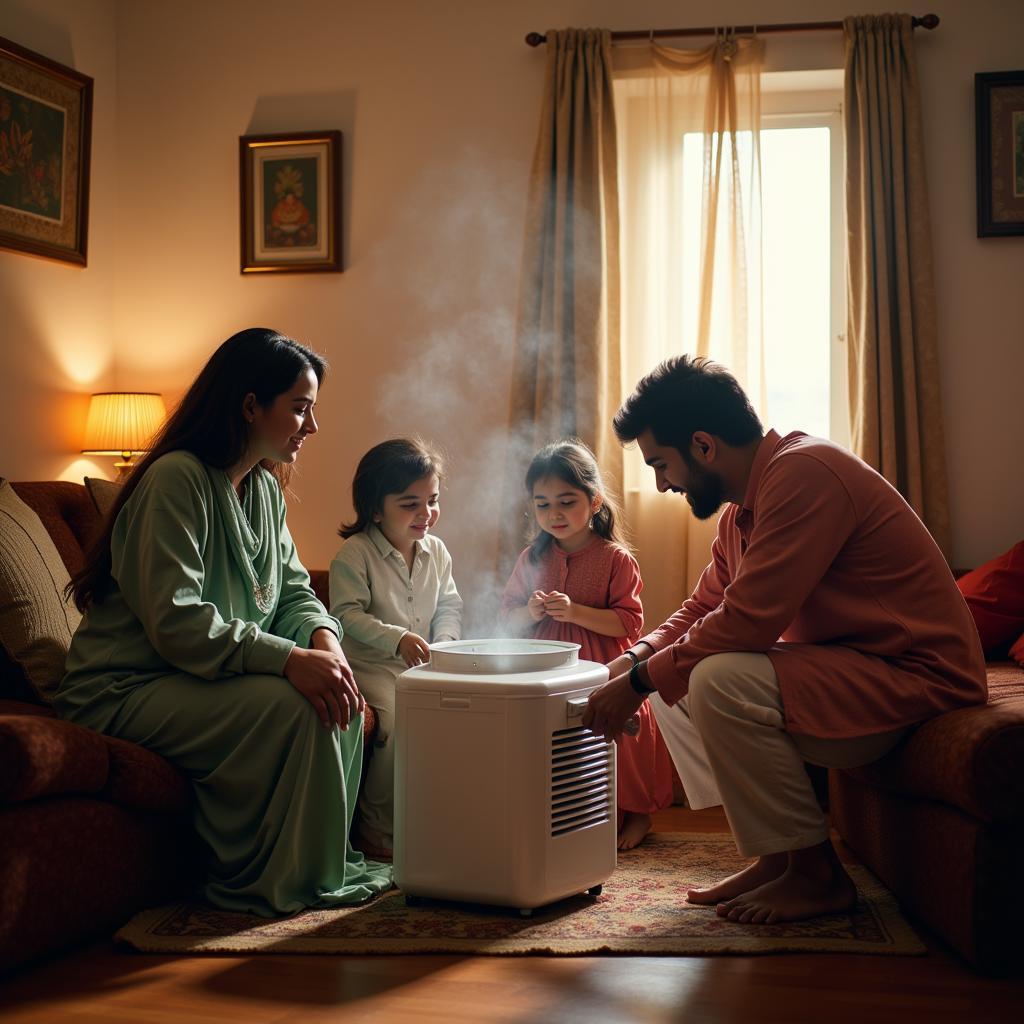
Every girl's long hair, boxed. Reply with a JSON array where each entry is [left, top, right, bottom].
[[524, 439, 626, 564], [68, 327, 327, 611], [339, 438, 445, 539]]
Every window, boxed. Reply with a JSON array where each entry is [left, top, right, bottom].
[[617, 71, 847, 474], [757, 109, 847, 445]]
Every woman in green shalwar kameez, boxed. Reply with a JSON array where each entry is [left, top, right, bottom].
[[56, 328, 392, 915]]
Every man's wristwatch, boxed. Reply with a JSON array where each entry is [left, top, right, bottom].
[[628, 662, 656, 695], [623, 648, 640, 667]]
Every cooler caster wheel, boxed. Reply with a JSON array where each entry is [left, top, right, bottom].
[[587, 884, 603, 897], [405, 894, 425, 907], [519, 907, 534, 918]]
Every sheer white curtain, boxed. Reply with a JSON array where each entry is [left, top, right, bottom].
[[613, 35, 765, 626]]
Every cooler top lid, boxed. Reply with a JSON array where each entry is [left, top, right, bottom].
[[428, 638, 579, 675], [397, 655, 608, 696]]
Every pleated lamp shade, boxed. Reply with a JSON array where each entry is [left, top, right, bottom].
[[81, 392, 167, 475]]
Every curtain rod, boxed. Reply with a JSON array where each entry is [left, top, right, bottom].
[[524, 14, 939, 47]]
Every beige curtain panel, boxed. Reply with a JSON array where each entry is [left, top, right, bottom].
[[613, 34, 765, 625], [502, 28, 622, 573], [844, 13, 951, 558]]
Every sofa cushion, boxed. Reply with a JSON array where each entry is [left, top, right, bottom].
[[957, 540, 1024, 654], [842, 663, 1024, 825], [0, 710, 190, 813], [0, 712, 108, 802], [9, 481, 99, 578], [84, 476, 119, 517], [99, 733, 191, 812], [0, 481, 82, 703]]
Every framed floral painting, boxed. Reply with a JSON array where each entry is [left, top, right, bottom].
[[976, 70, 1024, 237], [0, 35, 92, 266], [239, 130, 342, 273]]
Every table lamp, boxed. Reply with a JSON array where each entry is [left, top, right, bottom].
[[81, 392, 167, 480]]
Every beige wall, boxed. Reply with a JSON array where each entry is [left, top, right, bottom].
[[2, 1, 1022, 609], [0, 0, 118, 483]]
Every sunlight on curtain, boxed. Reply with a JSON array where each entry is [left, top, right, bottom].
[[501, 28, 622, 584], [844, 14, 951, 557], [612, 36, 764, 627]]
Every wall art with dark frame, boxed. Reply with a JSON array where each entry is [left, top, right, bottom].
[[0, 35, 92, 265], [976, 70, 1024, 238], [239, 130, 342, 273]]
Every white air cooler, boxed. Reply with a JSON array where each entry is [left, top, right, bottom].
[[393, 639, 616, 913]]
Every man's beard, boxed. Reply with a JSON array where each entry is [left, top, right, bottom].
[[682, 457, 726, 520]]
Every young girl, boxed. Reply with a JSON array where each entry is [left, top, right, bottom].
[[500, 439, 673, 850], [330, 438, 463, 858]]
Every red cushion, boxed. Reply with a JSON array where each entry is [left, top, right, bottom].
[[956, 541, 1024, 654]]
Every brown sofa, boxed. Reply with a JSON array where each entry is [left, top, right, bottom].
[[830, 661, 1024, 974], [0, 481, 373, 974]]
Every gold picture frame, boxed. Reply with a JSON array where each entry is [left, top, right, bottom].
[[239, 130, 342, 273], [975, 70, 1024, 238], [0, 35, 92, 265]]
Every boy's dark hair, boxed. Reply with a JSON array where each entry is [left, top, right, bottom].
[[340, 438, 444, 539], [524, 438, 626, 564], [613, 355, 763, 453]]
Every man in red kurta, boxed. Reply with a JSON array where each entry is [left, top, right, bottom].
[[584, 356, 987, 924]]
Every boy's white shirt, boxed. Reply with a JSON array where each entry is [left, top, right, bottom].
[[328, 524, 463, 685]]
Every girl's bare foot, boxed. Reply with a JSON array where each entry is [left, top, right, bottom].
[[617, 811, 652, 850], [716, 842, 858, 924], [686, 852, 786, 905]]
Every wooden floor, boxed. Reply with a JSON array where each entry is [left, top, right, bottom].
[[3, 808, 1022, 1024]]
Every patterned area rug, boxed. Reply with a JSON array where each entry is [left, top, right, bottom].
[[115, 833, 925, 956]]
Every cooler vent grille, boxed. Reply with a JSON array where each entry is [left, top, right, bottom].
[[550, 726, 613, 837]]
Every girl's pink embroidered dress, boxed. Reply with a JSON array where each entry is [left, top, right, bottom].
[[501, 536, 674, 822]]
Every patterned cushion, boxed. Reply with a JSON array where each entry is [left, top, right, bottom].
[[842, 663, 1024, 824], [0, 481, 82, 703]]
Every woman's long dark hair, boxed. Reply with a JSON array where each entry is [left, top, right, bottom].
[[525, 439, 626, 564], [69, 327, 327, 611], [339, 438, 444, 539]]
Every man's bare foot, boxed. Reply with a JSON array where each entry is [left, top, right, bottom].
[[617, 812, 652, 850], [686, 852, 786, 905], [716, 843, 857, 924]]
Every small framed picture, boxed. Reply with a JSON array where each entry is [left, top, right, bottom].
[[975, 70, 1024, 237], [239, 129, 342, 273], [0, 35, 92, 266]]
